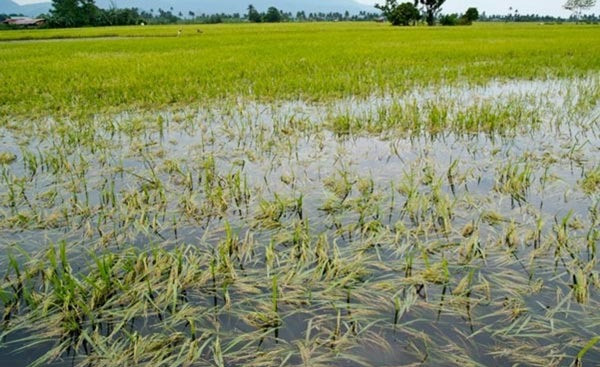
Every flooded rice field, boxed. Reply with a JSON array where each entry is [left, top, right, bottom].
[[0, 77, 599, 366]]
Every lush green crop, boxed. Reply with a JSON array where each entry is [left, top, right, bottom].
[[1, 22, 600, 118]]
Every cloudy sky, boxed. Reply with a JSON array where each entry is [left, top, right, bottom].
[[13, 0, 600, 16]]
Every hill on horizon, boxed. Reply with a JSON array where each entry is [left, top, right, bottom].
[[1, 0, 374, 17], [0, 0, 50, 16]]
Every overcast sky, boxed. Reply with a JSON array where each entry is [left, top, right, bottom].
[[13, 0, 600, 16]]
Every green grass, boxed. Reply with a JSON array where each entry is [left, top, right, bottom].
[[1, 22, 600, 118]]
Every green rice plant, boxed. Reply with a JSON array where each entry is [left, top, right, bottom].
[[254, 194, 302, 229], [572, 266, 589, 304], [323, 171, 354, 200], [504, 220, 520, 249], [2, 23, 599, 119], [0, 152, 17, 165], [482, 210, 506, 225], [458, 229, 484, 264], [495, 161, 533, 203], [574, 336, 600, 367], [328, 115, 354, 136], [579, 166, 600, 195]]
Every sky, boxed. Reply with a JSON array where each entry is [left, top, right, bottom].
[[13, 0, 600, 16]]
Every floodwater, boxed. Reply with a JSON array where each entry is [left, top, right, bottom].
[[0, 78, 598, 366]]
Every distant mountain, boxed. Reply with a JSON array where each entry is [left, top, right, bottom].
[[1, 0, 374, 17], [0, 0, 50, 16], [0, 0, 22, 14], [20, 2, 51, 15]]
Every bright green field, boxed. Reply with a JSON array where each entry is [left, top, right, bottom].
[[1, 22, 600, 118]]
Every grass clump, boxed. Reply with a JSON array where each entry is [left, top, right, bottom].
[[0, 152, 17, 165], [580, 166, 600, 195]]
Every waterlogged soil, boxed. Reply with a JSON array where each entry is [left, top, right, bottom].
[[0, 78, 598, 366]]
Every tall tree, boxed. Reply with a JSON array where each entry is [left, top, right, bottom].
[[564, 0, 597, 20], [375, 0, 397, 20], [247, 4, 261, 22], [414, 0, 446, 26], [263, 7, 282, 22], [50, 0, 101, 27], [50, 0, 82, 27], [376, 1, 420, 26], [80, 0, 100, 25], [463, 7, 479, 23]]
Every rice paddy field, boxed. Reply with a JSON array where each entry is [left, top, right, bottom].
[[0, 22, 599, 366]]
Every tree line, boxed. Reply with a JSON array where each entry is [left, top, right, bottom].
[[244, 5, 380, 23], [3, 0, 380, 28], [376, 0, 480, 26], [375, 0, 598, 26], [376, 0, 449, 26], [479, 13, 599, 23]]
